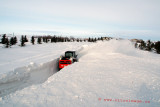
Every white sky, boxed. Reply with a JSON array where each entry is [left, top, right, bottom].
[[0, 0, 160, 40]]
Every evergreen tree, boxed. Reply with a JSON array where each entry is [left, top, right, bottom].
[[10, 37, 14, 46], [2, 34, 6, 44], [92, 38, 94, 42], [146, 40, 151, 51], [43, 37, 46, 42], [37, 37, 42, 44], [67, 38, 70, 42], [51, 37, 54, 43], [46, 38, 48, 43], [31, 36, 35, 45], [72, 38, 75, 42], [21, 35, 25, 46], [155, 41, 160, 54], [101, 37, 103, 41], [24, 35, 28, 42], [139, 40, 146, 50], [135, 42, 138, 48], [60, 37, 64, 42], [65, 38, 67, 42], [54, 37, 57, 43], [151, 43, 154, 49], [13, 36, 17, 45], [88, 37, 91, 42], [5, 38, 10, 48], [94, 38, 97, 42]]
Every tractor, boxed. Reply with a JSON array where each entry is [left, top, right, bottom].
[[58, 51, 78, 70]]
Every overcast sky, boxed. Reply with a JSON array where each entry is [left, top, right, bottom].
[[0, 0, 160, 40]]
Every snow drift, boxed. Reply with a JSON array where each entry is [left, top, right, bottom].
[[0, 40, 160, 107]]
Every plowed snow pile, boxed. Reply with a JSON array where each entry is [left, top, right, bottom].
[[0, 40, 160, 107]]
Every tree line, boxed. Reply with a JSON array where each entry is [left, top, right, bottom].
[[0, 34, 110, 48], [1, 34, 18, 48], [134, 39, 160, 54], [1, 34, 159, 54]]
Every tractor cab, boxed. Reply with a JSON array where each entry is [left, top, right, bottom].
[[58, 51, 78, 70]]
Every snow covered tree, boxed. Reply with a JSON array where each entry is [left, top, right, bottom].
[[135, 42, 138, 48], [139, 40, 146, 50]]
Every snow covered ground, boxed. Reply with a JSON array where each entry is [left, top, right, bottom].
[[0, 42, 91, 97], [0, 40, 160, 107]]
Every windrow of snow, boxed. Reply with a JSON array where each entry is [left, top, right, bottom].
[[0, 40, 160, 107]]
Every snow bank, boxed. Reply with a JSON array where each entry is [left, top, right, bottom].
[[0, 40, 160, 107], [0, 58, 59, 97]]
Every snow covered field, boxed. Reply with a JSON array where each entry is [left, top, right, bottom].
[[0, 40, 160, 107]]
